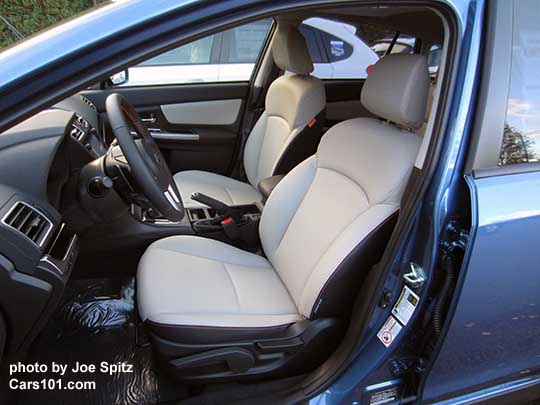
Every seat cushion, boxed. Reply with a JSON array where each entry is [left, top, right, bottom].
[[137, 235, 302, 328], [173, 170, 262, 208]]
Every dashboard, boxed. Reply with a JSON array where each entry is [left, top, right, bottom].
[[0, 94, 107, 356], [60, 95, 108, 158], [70, 112, 107, 157]]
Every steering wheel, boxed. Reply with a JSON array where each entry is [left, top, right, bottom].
[[105, 93, 184, 222]]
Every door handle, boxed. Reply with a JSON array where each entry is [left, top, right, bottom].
[[140, 112, 157, 124], [149, 129, 199, 141]]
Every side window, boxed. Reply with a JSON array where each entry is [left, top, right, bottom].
[[120, 19, 271, 87], [221, 19, 272, 63], [297, 18, 379, 80], [298, 25, 326, 63], [320, 31, 353, 62], [428, 45, 442, 71], [498, 0, 540, 166], [139, 36, 215, 66], [371, 40, 414, 57]]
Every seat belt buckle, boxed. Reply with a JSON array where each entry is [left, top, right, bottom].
[[221, 217, 241, 240]]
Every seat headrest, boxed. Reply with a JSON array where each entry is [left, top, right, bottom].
[[272, 23, 314, 75], [361, 54, 429, 129]]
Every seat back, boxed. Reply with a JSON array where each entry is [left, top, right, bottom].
[[243, 23, 326, 188], [260, 54, 429, 318]]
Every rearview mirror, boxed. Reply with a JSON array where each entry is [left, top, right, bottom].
[[109, 70, 128, 86]]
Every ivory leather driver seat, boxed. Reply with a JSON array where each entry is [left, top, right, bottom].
[[173, 23, 326, 208], [138, 54, 429, 381]]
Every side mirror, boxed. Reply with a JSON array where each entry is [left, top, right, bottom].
[[109, 70, 129, 86]]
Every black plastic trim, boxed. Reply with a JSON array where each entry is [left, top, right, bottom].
[[310, 212, 399, 319], [145, 318, 342, 382], [81, 82, 249, 112], [272, 109, 326, 176]]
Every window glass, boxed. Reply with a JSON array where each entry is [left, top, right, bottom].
[[371, 41, 413, 57], [320, 32, 354, 62], [498, 0, 540, 165], [119, 19, 271, 86], [298, 25, 325, 63], [296, 18, 379, 80], [140, 36, 214, 66], [428, 45, 442, 70], [221, 19, 272, 63]]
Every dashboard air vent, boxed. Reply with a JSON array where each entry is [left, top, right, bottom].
[[80, 95, 97, 112], [70, 126, 85, 141], [2, 202, 53, 247], [70, 114, 89, 141]]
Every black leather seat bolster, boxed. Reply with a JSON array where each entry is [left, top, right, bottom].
[[272, 108, 326, 176], [310, 212, 399, 319]]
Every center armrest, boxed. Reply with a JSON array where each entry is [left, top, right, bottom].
[[257, 175, 285, 203]]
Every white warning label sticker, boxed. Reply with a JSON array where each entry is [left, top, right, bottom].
[[391, 285, 419, 326], [377, 315, 402, 347]]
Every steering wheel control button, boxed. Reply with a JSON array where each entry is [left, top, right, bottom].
[[112, 149, 128, 165], [89, 176, 114, 197]]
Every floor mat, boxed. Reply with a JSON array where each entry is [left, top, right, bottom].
[[13, 278, 188, 405]]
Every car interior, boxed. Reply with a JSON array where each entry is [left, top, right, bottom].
[[0, 3, 449, 404]]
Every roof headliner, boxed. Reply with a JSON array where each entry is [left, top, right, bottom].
[[276, 5, 444, 44]]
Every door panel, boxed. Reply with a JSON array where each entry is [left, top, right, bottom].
[[82, 82, 248, 109], [80, 18, 273, 176], [423, 1, 540, 402], [81, 82, 249, 175], [422, 171, 540, 402], [161, 99, 242, 125]]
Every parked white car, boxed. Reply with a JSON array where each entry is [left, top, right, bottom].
[[116, 18, 379, 86]]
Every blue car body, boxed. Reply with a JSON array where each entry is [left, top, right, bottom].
[[0, 0, 538, 403]]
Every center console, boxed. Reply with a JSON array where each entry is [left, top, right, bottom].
[[186, 202, 262, 250], [133, 192, 263, 251]]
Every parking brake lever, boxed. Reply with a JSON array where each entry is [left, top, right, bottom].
[[190, 192, 243, 222]]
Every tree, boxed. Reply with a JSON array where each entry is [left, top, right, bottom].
[[498, 123, 538, 165], [0, 0, 106, 50]]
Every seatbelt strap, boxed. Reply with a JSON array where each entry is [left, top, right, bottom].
[[384, 31, 401, 56]]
